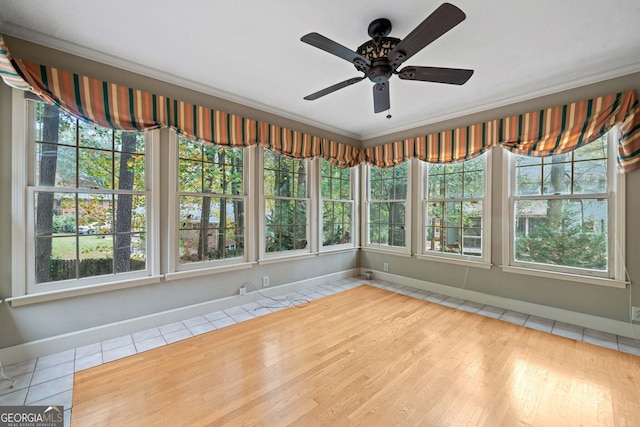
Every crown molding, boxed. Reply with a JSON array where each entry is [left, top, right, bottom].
[[0, 22, 362, 141]]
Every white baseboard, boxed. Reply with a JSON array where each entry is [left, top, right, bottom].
[[0, 269, 359, 365], [362, 268, 640, 339]]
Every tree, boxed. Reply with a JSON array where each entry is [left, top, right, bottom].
[[114, 132, 137, 273], [35, 104, 59, 283], [514, 142, 608, 269], [264, 151, 308, 252]]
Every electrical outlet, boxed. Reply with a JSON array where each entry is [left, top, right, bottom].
[[239, 286, 246, 296], [383, 263, 389, 272], [262, 276, 270, 287], [632, 306, 640, 321]]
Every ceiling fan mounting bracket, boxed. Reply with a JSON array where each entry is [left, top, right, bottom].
[[367, 18, 392, 38]]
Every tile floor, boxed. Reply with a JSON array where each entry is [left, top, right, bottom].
[[1, 277, 639, 426]]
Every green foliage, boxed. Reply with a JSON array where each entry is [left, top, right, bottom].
[[515, 213, 607, 270], [52, 215, 75, 233], [264, 151, 308, 253], [321, 160, 352, 246], [369, 163, 408, 247]]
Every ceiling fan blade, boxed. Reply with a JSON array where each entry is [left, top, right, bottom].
[[398, 66, 474, 85], [301, 33, 371, 69], [373, 82, 390, 113], [304, 76, 366, 101], [388, 3, 466, 67]]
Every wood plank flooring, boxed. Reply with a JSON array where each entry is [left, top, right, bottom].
[[71, 285, 640, 426]]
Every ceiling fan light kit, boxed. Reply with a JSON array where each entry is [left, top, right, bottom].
[[301, 2, 474, 114]]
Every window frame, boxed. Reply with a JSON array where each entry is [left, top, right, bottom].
[[10, 91, 161, 304], [258, 147, 313, 263], [501, 128, 626, 288], [166, 133, 252, 277], [417, 153, 492, 268], [318, 158, 358, 253], [362, 161, 412, 255]]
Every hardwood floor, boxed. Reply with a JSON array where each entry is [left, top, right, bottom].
[[71, 285, 640, 426]]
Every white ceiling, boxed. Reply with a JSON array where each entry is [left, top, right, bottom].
[[1, 0, 639, 141]]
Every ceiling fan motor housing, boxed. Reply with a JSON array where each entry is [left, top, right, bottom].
[[356, 29, 400, 83]]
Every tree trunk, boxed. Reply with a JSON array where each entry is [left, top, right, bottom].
[[217, 151, 227, 258], [547, 158, 566, 228], [199, 188, 211, 261], [231, 155, 243, 255], [115, 133, 136, 273], [35, 104, 59, 283]]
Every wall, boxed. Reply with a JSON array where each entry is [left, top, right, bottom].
[[361, 72, 640, 329]]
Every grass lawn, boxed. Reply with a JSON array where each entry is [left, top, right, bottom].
[[51, 235, 113, 259]]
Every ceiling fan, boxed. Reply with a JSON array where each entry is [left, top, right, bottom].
[[300, 2, 473, 114]]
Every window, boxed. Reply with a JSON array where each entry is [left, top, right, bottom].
[[365, 162, 410, 251], [176, 136, 246, 268], [24, 99, 155, 294], [262, 150, 310, 256], [320, 159, 354, 249], [421, 154, 490, 263], [505, 131, 625, 283]]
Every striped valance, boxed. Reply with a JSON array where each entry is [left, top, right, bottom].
[[0, 35, 360, 168], [371, 90, 640, 172], [1, 35, 639, 172]]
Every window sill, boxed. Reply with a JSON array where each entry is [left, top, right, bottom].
[[258, 252, 316, 265], [361, 247, 412, 257], [500, 265, 628, 288], [165, 261, 256, 281], [415, 254, 492, 269], [7, 275, 164, 307], [319, 246, 359, 256]]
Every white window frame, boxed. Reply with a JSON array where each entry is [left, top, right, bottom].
[[500, 128, 626, 288], [10, 91, 161, 305], [362, 161, 412, 255], [318, 158, 358, 253], [416, 153, 492, 268], [258, 147, 314, 263], [165, 132, 253, 279]]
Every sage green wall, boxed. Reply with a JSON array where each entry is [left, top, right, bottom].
[[361, 73, 640, 323]]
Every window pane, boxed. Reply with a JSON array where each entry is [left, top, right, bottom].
[[425, 155, 486, 258], [516, 165, 542, 195], [36, 143, 76, 188], [79, 121, 113, 149], [114, 152, 145, 192], [574, 160, 606, 194], [36, 237, 76, 283], [514, 198, 608, 270], [177, 137, 244, 265], [35, 103, 77, 146], [574, 137, 606, 161], [322, 201, 352, 246], [445, 172, 463, 198], [464, 171, 484, 198], [263, 151, 309, 254], [179, 159, 203, 192], [30, 100, 148, 287], [542, 161, 571, 195], [79, 148, 113, 189], [427, 174, 443, 199], [321, 160, 352, 248]]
